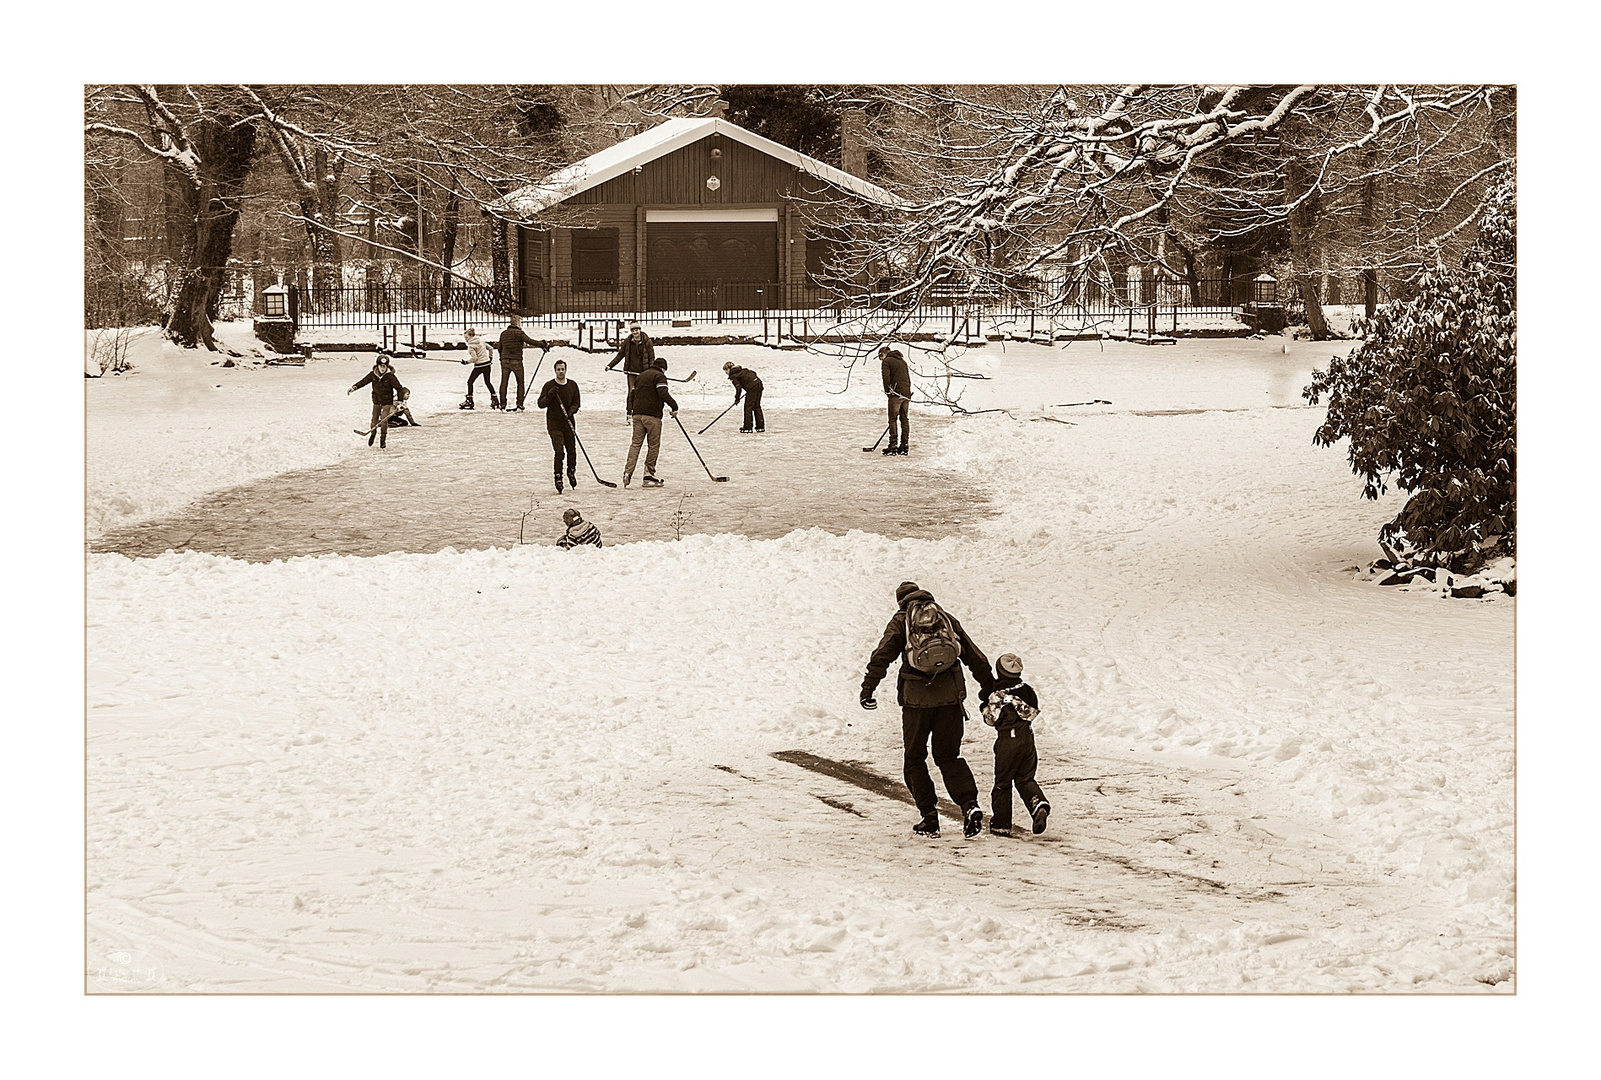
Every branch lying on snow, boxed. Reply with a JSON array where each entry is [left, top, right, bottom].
[[912, 369, 990, 380]]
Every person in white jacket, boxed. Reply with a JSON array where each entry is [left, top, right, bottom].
[[460, 327, 498, 410]]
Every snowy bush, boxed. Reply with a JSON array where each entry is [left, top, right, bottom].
[[85, 327, 135, 377], [1305, 176, 1515, 575]]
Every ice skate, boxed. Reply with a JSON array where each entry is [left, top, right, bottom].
[[913, 813, 941, 838], [963, 806, 984, 838], [1032, 801, 1051, 835]]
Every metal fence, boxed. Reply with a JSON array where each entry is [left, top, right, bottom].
[[87, 273, 1302, 337]]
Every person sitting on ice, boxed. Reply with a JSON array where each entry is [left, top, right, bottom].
[[980, 652, 1050, 837], [722, 361, 766, 433], [385, 386, 419, 427], [556, 508, 602, 549]]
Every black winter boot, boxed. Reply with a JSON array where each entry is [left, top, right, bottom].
[[1032, 801, 1051, 835]]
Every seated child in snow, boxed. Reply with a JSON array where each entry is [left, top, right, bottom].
[[556, 507, 602, 549], [980, 652, 1050, 836]]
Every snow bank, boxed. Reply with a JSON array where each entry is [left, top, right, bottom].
[[85, 333, 1514, 993]]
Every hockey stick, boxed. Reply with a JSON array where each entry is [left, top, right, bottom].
[[863, 424, 890, 452], [608, 367, 698, 383], [699, 400, 738, 435], [560, 400, 617, 488], [673, 414, 728, 482], [1055, 399, 1112, 407], [529, 345, 551, 383]]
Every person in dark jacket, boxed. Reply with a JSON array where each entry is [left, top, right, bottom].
[[496, 315, 541, 411], [605, 321, 656, 416], [860, 581, 996, 838], [722, 361, 765, 432], [536, 359, 582, 493], [980, 653, 1050, 837], [880, 345, 912, 455], [557, 507, 602, 549], [348, 353, 406, 448], [622, 358, 678, 487]]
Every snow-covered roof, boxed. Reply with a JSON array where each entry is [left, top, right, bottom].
[[495, 117, 905, 218]]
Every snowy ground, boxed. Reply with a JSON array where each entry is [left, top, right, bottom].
[[82, 321, 1516, 998]]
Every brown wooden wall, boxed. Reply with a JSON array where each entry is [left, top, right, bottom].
[[569, 135, 812, 207], [515, 133, 862, 309]]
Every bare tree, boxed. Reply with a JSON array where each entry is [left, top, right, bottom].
[[827, 85, 1513, 343], [85, 85, 260, 348]]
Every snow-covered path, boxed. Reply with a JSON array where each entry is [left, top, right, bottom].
[[85, 332, 1514, 992]]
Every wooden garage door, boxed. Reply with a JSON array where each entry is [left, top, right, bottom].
[[647, 221, 777, 311]]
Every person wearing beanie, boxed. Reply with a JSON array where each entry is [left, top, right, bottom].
[[606, 320, 656, 415], [622, 357, 678, 488], [880, 345, 912, 455], [860, 580, 997, 838], [723, 361, 765, 433], [347, 354, 406, 449], [556, 507, 602, 549], [980, 652, 1050, 836]]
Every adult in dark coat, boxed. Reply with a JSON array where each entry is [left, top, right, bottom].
[[880, 345, 912, 455], [496, 315, 541, 411], [348, 353, 406, 448], [536, 358, 582, 493], [860, 581, 996, 838], [622, 358, 678, 487], [722, 361, 765, 432], [605, 321, 656, 416]]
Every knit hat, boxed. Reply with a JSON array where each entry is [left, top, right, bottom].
[[997, 653, 1023, 677], [563, 508, 581, 526], [657, 357, 668, 372], [723, 361, 734, 372], [895, 581, 920, 603]]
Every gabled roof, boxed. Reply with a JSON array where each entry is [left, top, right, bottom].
[[496, 116, 905, 218]]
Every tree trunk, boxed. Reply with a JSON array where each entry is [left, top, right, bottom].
[[490, 216, 512, 310], [440, 189, 461, 301], [165, 117, 257, 349], [1283, 152, 1331, 339], [1361, 152, 1380, 319]]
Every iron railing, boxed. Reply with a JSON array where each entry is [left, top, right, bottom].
[[85, 273, 1306, 336]]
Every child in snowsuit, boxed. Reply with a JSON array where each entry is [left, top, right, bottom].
[[981, 653, 1050, 836], [556, 507, 602, 549]]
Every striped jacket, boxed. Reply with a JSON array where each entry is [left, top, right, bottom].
[[558, 520, 602, 549]]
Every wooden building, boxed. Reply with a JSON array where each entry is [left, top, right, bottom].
[[497, 117, 901, 315]]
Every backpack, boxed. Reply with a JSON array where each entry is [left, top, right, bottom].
[[904, 598, 961, 675], [981, 688, 1040, 727]]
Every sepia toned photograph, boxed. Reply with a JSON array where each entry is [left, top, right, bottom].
[[80, 69, 1522, 1009]]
